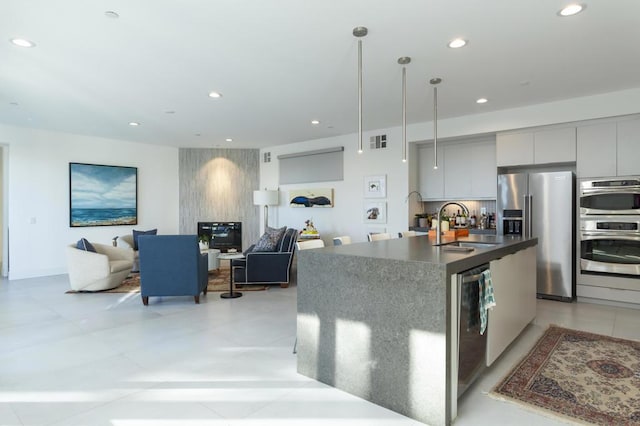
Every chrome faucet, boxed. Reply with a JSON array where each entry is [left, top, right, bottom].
[[435, 201, 470, 245]]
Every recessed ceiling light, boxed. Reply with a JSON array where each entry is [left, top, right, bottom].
[[104, 11, 119, 19], [195, 133, 201, 137], [165, 110, 175, 114], [208, 91, 222, 98], [558, 4, 585, 16], [448, 38, 467, 48], [9, 102, 19, 106], [476, 98, 488, 104], [128, 122, 140, 126], [10, 38, 36, 48], [225, 138, 233, 142], [311, 120, 320, 125]]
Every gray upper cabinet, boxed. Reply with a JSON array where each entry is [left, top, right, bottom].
[[577, 122, 617, 178], [443, 144, 472, 198], [419, 140, 496, 200], [497, 127, 576, 167], [418, 144, 444, 200], [617, 118, 640, 176], [470, 142, 497, 198], [576, 117, 640, 178], [496, 133, 534, 166], [534, 128, 576, 164]]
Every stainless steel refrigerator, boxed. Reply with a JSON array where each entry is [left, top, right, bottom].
[[497, 171, 575, 301]]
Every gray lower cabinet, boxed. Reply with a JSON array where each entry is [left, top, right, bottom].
[[486, 246, 537, 365]]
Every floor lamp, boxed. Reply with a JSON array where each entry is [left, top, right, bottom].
[[253, 189, 279, 232]]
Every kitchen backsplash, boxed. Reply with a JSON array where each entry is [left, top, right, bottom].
[[422, 200, 497, 221]]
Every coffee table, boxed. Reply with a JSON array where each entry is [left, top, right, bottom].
[[217, 253, 245, 299]]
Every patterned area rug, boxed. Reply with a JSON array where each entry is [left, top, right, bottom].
[[491, 325, 640, 425], [67, 269, 268, 293]]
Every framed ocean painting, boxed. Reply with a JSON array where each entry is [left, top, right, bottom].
[[69, 163, 138, 227]]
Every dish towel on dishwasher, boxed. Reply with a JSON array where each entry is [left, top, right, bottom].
[[479, 269, 496, 335]]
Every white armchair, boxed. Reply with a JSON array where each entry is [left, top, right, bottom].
[[66, 242, 134, 291], [115, 234, 139, 272]]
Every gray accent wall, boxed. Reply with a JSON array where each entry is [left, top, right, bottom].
[[179, 148, 260, 251]]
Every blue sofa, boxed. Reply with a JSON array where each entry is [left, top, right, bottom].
[[232, 228, 298, 288], [138, 235, 208, 305]]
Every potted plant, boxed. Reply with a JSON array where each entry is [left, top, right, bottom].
[[198, 234, 210, 250], [416, 213, 429, 228]]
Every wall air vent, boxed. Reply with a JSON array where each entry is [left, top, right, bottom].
[[370, 134, 387, 149], [263, 152, 271, 163]]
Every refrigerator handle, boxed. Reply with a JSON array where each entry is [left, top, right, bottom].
[[528, 194, 533, 237], [522, 194, 528, 238]]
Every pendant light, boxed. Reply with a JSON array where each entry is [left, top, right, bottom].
[[398, 57, 411, 162], [353, 26, 368, 154], [430, 77, 442, 169]]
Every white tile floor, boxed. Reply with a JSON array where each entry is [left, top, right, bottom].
[[0, 273, 638, 426]]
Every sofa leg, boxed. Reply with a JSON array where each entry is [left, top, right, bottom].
[[203, 287, 208, 295], [194, 295, 200, 304], [142, 296, 149, 305], [280, 283, 289, 288]]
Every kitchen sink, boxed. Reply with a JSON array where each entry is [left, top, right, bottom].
[[440, 241, 499, 249], [451, 241, 499, 248]]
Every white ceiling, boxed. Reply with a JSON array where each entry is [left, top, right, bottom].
[[2, 1, 640, 149]]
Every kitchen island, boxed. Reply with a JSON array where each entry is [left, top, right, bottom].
[[296, 234, 537, 426]]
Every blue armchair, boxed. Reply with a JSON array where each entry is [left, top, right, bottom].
[[232, 228, 298, 288], [138, 235, 208, 305]]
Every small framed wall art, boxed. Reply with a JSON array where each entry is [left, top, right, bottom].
[[363, 201, 387, 224], [289, 188, 334, 208], [364, 175, 386, 198]]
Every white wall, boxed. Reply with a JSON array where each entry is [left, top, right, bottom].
[[261, 88, 640, 244], [260, 127, 410, 243], [0, 124, 179, 280]]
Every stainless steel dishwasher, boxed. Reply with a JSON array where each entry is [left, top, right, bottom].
[[457, 263, 489, 397]]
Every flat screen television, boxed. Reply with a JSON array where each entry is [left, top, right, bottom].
[[198, 222, 242, 253]]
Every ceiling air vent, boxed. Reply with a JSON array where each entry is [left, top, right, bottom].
[[370, 134, 387, 150], [263, 152, 271, 163]]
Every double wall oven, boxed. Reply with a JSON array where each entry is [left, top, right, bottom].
[[579, 177, 640, 278]]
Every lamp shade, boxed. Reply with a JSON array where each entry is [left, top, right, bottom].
[[253, 190, 279, 206]]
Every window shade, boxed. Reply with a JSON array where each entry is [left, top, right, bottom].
[[278, 147, 344, 184]]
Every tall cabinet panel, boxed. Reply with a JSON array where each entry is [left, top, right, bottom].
[[418, 144, 444, 200], [470, 142, 497, 198], [443, 144, 472, 199], [576, 123, 617, 178], [617, 118, 640, 176]]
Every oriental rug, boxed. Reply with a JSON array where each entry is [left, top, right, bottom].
[[491, 325, 640, 425], [67, 269, 268, 293]]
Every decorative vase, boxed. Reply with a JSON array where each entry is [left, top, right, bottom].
[[418, 218, 428, 228]]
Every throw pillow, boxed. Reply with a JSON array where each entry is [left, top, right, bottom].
[[253, 226, 286, 252], [76, 238, 97, 253], [132, 229, 157, 250]]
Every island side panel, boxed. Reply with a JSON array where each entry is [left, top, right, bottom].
[[297, 250, 450, 426]]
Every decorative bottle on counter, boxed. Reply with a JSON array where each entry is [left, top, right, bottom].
[[470, 210, 477, 227], [455, 209, 461, 226]]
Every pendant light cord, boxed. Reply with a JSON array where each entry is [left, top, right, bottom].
[[430, 78, 442, 170], [353, 26, 368, 154]]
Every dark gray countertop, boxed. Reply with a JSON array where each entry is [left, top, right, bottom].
[[410, 226, 497, 235], [310, 234, 537, 275]]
